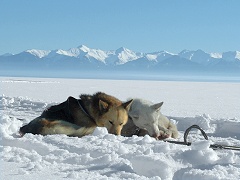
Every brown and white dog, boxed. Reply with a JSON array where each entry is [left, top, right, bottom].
[[19, 92, 133, 137]]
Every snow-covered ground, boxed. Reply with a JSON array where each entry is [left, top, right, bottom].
[[1, 76, 240, 180]]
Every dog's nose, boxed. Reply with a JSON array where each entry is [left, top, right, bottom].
[[113, 129, 121, 135], [109, 128, 118, 135], [109, 125, 122, 135]]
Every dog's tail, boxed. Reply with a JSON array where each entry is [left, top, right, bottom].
[[19, 118, 97, 137]]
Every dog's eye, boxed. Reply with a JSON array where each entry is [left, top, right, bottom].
[[132, 116, 139, 120], [109, 121, 113, 125], [119, 123, 123, 126]]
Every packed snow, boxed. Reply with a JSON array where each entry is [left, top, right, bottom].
[[1, 77, 240, 180]]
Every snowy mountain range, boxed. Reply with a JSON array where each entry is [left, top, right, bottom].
[[1, 45, 240, 77]]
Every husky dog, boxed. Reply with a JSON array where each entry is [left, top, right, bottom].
[[20, 92, 133, 137], [126, 98, 178, 139]]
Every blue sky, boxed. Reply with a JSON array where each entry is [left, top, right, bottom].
[[1, 0, 240, 55]]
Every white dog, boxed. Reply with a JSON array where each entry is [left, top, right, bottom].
[[128, 98, 178, 139]]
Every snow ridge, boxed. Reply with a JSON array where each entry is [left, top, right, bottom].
[[26, 49, 51, 58]]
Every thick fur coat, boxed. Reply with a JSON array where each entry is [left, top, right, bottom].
[[126, 98, 178, 139], [20, 92, 133, 137]]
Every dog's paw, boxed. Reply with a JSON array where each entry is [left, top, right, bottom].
[[158, 130, 171, 140]]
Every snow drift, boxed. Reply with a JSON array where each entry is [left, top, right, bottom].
[[1, 77, 240, 179]]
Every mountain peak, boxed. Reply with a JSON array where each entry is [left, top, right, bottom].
[[114, 47, 142, 64], [77, 45, 90, 52], [25, 49, 50, 58], [196, 49, 204, 52], [115, 47, 130, 53]]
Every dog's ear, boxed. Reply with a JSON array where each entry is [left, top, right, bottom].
[[99, 100, 109, 112], [122, 99, 133, 111], [151, 102, 163, 111], [80, 94, 92, 101]]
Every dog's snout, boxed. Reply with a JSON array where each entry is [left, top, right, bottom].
[[109, 125, 121, 135]]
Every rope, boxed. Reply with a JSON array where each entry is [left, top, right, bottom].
[[164, 124, 240, 151]]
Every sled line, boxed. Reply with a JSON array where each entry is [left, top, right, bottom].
[[164, 124, 240, 151]]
